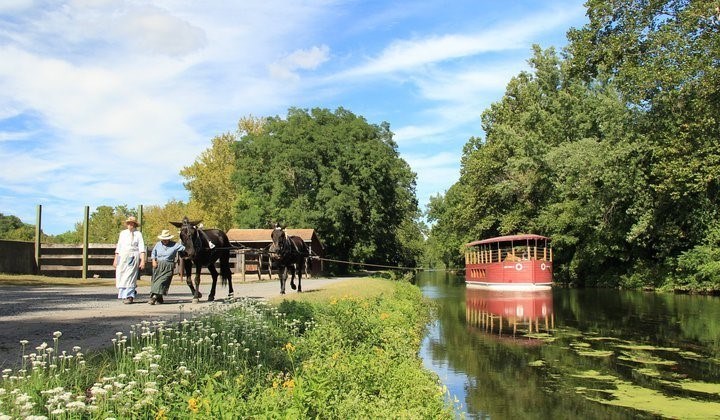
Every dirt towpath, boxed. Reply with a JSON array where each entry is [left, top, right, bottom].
[[0, 277, 347, 368]]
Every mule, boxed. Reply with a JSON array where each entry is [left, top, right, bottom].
[[269, 225, 309, 294], [170, 217, 233, 303]]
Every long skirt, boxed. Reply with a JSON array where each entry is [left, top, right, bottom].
[[116, 251, 140, 298], [151, 260, 175, 296]]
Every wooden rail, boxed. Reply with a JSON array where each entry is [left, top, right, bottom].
[[38, 244, 283, 280]]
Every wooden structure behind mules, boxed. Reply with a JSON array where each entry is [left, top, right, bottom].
[[226, 228, 325, 280]]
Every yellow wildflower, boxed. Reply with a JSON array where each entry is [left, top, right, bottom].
[[155, 408, 168, 420], [283, 378, 295, 389], [284, 342, 296, 353], [188, 397, 199, 413]]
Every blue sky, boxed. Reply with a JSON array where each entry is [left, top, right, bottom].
[[0, 0, 588, 235]]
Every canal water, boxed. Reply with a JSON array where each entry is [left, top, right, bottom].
[[416, 271, 720, 419]]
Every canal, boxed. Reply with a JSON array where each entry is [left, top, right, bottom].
[[416, 271, 720, 419]]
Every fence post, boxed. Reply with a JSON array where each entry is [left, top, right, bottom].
[[137, 205, 143, 233], [82, 206, 89, 280], [34, 204, 42, 274], [240, 252, 246, 282]]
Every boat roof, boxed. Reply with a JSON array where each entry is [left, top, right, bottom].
[[465, 234, 549, 247]]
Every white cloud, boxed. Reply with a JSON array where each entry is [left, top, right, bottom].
[[0, 130, 35, 142], [114, 6, 207, 56], [0, 0, 34, 13], [394, 124, 447, 145], [415, 66, 522, 102], [269, 45, 330, 80], [340, 4, 582, 78]]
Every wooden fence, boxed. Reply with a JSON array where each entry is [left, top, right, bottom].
[[37, 244, 281, 281], [5, 205, 315, 280]]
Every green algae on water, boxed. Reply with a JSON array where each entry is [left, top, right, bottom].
[[524, 332, 555, 342], [661, 379, 720, 396], [634, 368, 662, 378], [572, 370, 617, 382], [585, 336, 626, 343], [583, 378, 720, 419], [618, 351, 678, 366], [678, 351, 704, 361], [615, 344, 680, 352], [575, 349, 614, 358]]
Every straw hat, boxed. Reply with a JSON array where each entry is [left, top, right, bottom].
[[158, 229, 174, 240], [124, 216, 139, 226]]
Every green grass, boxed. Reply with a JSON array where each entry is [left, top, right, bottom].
[[0, 278, 457, 418], [268, 277, 396, 304]]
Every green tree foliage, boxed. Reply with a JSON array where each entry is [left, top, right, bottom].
[[87, 205, 130, 243], [232, 107, 421, 271], [0, 213, 36, 241], [567, 0, 720, 286], [52, 205, 133, 245], [430, 1, 720, 291], [180, 133, 238, 230], [141, 199, 198, 245], [178, 115, 267, 231]]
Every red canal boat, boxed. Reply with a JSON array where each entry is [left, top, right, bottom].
[[464, 234, 552, 290]]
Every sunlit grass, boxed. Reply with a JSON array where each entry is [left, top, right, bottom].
[[269, 277, 395, 304]]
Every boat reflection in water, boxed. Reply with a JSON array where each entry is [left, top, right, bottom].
[[465, 288, 554, 340]]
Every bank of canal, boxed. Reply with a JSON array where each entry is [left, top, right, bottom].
[[417, 271, 720, 419]]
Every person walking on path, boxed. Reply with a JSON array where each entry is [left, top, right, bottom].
[[149, 229, 185, 305], [113, 216, 146, 304]]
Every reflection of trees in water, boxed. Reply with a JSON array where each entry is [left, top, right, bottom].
[[423, 282, 626, 418], [419, 272, 720, 418]]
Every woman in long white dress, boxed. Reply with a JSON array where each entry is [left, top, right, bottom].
[[113, 216, 146, 304]]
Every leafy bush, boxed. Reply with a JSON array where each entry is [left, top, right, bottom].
[[668, 245, 720, 293]]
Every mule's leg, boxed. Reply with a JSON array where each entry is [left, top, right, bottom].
[[208, 264, 219, 302], [290, 264, 297, 290], [192, 264, 202, 304], [279, 266, 287, 294], [222, 257, 234, 298], [182, 260, 197, 297], [297, 259, 304, 292]]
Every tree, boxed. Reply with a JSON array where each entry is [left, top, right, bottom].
[[0, 213, 46, 242], [51, 205, 133, 245], [180, 133, 238, 230], [429, 1, 720, 291], [141, 199, 198, 245], [233, 107, 421, 271], [430, 46, 646, 286], [565, 0, 720, 287], [87, 206, 129, 243], [238, 115, 267, 136], [0, 213, 24, 235]]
